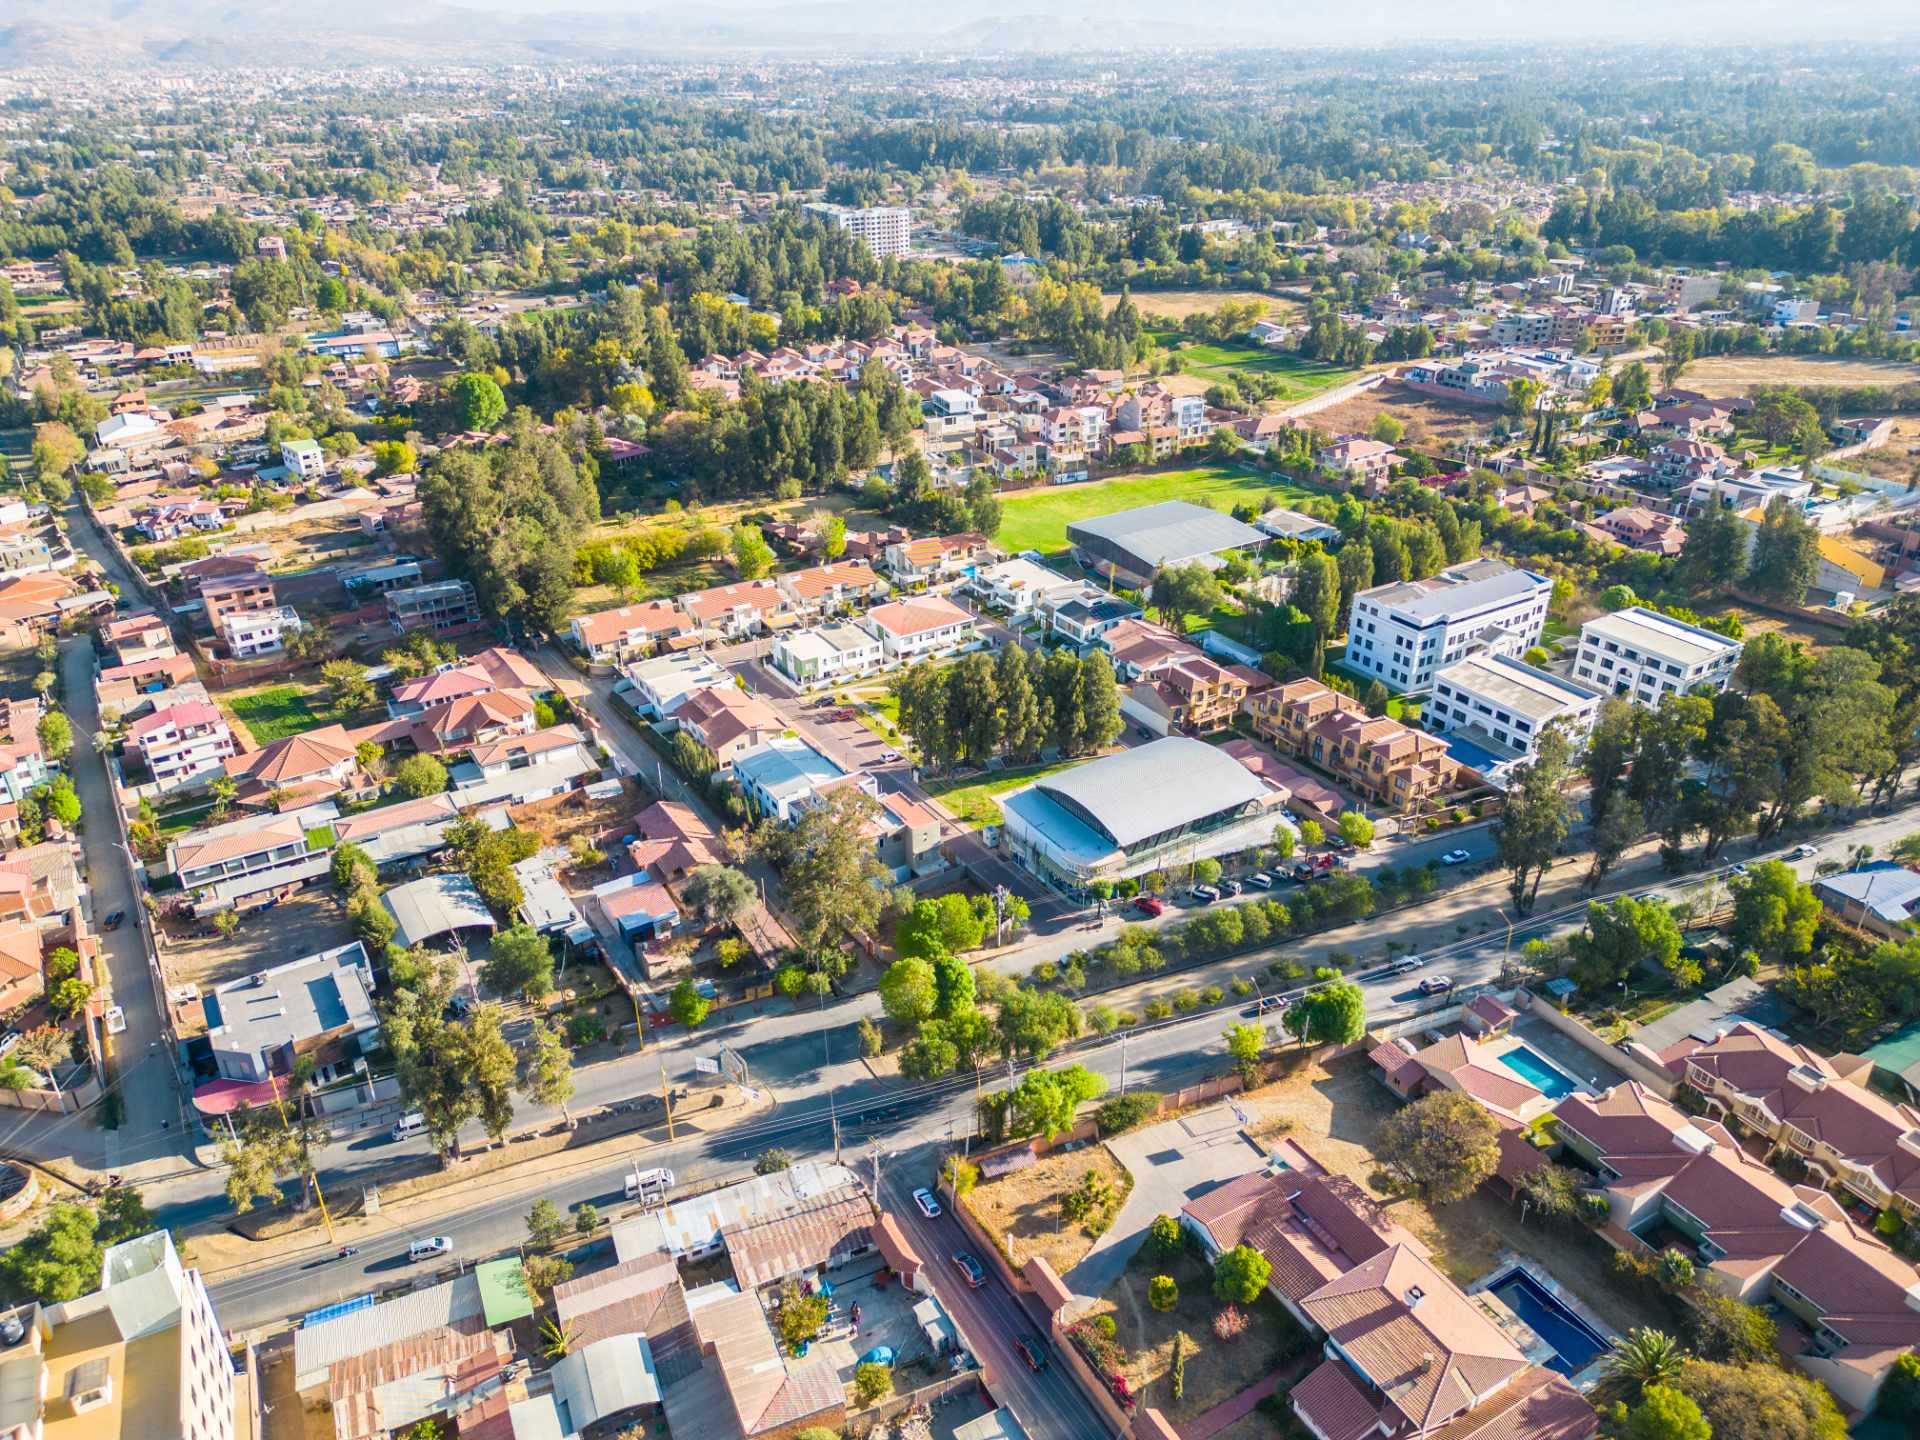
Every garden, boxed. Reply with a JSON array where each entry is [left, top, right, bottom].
[[223, 682, 329, 744]]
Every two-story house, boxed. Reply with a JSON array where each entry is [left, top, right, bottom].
[[126, 700, 238, 791], [672, 686, 787, 768], [167, 801, 342, 906], [569, 601, 697, 666], [879, 533, 995, 591], [776, 560, 888, 620], [677, 579, 789, 640], [858, 595, 980, 664]]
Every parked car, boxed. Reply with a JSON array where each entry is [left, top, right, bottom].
[[1729, 862, 1748, 877], [1245, 871, 1273, 889], [1438, 850, 1471, 867], [104, 1006, 126, 1036], [1218, 878, 1242, 898], [1133, 895, 1165, 917], [1792, 844, 1820, 859], [1188, 884, 1220, 904], [952, 1252, 987, 1288], [0, 1032, 18, 1059], [1418, 975, 1454, 995], [1014, 1336, 1049, 1372], [101, 910, 125, 931], [912, 1187, 941, 1219]]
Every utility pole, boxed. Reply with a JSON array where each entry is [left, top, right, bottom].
[[1118, 1028, 1128, 1096], [868, 1141, 883, 1197], [829, 1087, 842, 1164], [659, 1061, 676, 1142]]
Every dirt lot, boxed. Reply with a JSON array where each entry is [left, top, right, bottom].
[[160, 887, 359, 996], [1244, 1052, 1671, 1338], [1307, 386, 1499, 449], [1829, 415, 1920, 483], [1684, 354, 1920, 396], [962, 1142, 1133, 1280], [258, 1349, 334, 1440], [1075, 1249, 1313, 1424], [1102, 289, 1297, 323]]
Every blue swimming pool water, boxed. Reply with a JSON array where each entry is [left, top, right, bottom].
[[1496, 1044, 1581, 1101], [1488, 1270, 1607, 1376]]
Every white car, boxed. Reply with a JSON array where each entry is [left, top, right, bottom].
[[105, 1006, 127, 1036], [1418, 975, 1454, 995], [1245, 871, 1274, 890], [912, 1187, 941, 1219], [1439, 849, 1472, 866], [1792, 844, 1820, 859], [408, 1235, 453, 1262]]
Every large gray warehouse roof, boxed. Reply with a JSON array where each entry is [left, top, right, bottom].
[[1031, 737, 1268, 849], [1066, 501, 1265, 570]]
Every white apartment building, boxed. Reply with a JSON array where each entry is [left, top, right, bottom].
[[281, 437, 326, 479], [802, 202, 912, 259], [1428, 653, 1605, 762], [860, 595, 980, 663], [1573, 606, 1744, 703], [622, 652, 727, 719], [1344, 559, 1552, 694], [1491, 311, 1555, 346], [219, 605, 301, 658], [922, 388, 980, 440], [967, 557, 1081, 618], [1168, 393, 1209, 443], [126, 700, 238, 790]]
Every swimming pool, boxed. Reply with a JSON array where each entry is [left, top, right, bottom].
[[1488, 1269, 1607, 1376], [1496, 1044, 1581, 1101]]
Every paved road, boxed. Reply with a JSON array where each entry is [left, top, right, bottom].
[[878, 1159, 1111, 1439]]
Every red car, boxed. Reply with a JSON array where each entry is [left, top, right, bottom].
[[1133, 895, 1165, 917]]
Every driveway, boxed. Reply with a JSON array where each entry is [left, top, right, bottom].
[[1067, 1102, 1268, 1302]]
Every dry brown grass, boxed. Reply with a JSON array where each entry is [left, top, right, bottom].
[[962, 1142, 1133, 1279], [1827, 415, 1920, 484], [1683, 354, 1920, 396], [1102, 289, 1298, 323], [1306, 387, 1497, 447], [1074, 1249, 1313, 1424]]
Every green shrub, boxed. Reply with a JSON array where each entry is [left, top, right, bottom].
[[1145, 1214, 1183, 1260], [1144, 999, 1173, 1020], [566, 1013, 604, 1046], [1096, 1091, 1162, 1135], [1148, 1275, 1178, 1312]]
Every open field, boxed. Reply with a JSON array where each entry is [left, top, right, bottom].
[[1308, 386, 1499, 450], [223, 684, 328, 745], [925, 756, 1087, 829], [1155, 335, 1361, 403], [1103, 289, 1294, 323], [996, 464, 1315, 554], [1683, 354, 1920, 396], [962, 1142, 1134, 1281], [1825, 415, 1920, 483]]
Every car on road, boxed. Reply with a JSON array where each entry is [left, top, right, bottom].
[[1133, 895, 1165, 917], [1792, 844, 1820, 859], [104, 1006, 126, 1036], [1218, 878, 1242, 898], [1388, 955, 1426, 973], [1246, 994, 1286, 1017], [952, 1252, 987, 1288], [102, 910, 125, 931], [1245, 871, 1273, 889], [1439, 850, 1471, 866], [912, 1187, 941, 1219], [407, 1235, 452, 1262], [1014, 1336, 1049, 1372], [1188, 884, 1220, 904], [1730, 862, 1748, 877], [1418, 975, 1454, 995], [880, 749, 901, 763]]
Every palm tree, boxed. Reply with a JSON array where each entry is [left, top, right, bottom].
[[1603, 1327, 1687, 1393]]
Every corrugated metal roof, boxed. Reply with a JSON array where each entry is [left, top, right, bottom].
[[295, 1273, 485, 1388]]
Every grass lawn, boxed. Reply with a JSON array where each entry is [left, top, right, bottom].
[[926, 756, 1087, 828], [225, 685, 328, 745], [997, 464, 1316, 556], [1153, 332, 1361, 399]]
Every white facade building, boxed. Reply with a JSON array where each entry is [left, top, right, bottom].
[[966, 557, 1080, 618], [802, 202, 912, 259], [220, 605, 302, 658], [281, 437, 326, 479], [859, 595, 980, 663], [770, 623, 884, 687], [1428, 653, 1605, 760], [1573, 607, 1744, 704], [1344, 560, 1552, 694]]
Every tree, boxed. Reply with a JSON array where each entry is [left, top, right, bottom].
[[1151, 562, 1223, 633], [219, 1101, 317, 1214], [47, 977, 93, 1020], [449, 372, 506, 431], [896, 895, 986, 958], [1746, 495, 1820, 606], [1616, 360, 1654, 412], [1660, 330, 1696, 389], [1223, 1022, 1265, 1083], [731, 523, 776, 579], [669, 979, 711, 1029], [320, 659, 374, 712], [520, 1018, 575, 1119], [1677, 500, 1750, 596], [878, 957, 937, 1025], [331, 841, 376, 894], [1373, 1091, 1500, 1204], [1294, 548, 1343, 657], [1281, 978, 1366, 1047], [931, 950, 975, 1019], [996, 987, 1082, 1061], [31, 421, 85, 487], [1605, 1329, 1688, 1395], [1494, 722, 1576, 912], [384, 986, 519, 1155], [853, 1362, 893, 1407], [482, 924, 556, 1003], [1601, 583, 1637, 612], [758, 789, 888, 948], [94, 1186, 155, 1245], [1513, 1163, 1581, 1222], [0, 1203, 104, 1302], [1880, 1352, 1920, 1425], [755, 1148, 794, 1175], [1730, 860, 1820, 966], [526, 1197, 568, 1248], [681, 865, 755, 928], [1145, 1214, 1183, 1260], [775, 1281, 829, 1353], [393, 753, 448, 798], [1148, 1275, 1179, 1312], [1336, 811, 1375, 848], [822, 515, 847, 560], [1622, 1386, 1712, 1440], [1007, 1063, 1105, 1139], [370, 440, 417, 477], [1568, 895, 1682, 992], [1673, 1359, 1847, 1440], [1212, 1244, 1272, 1305], [1684, 1294, 1777, 1365], [44, 777, 80, 830], [36, 710, 71, 762]]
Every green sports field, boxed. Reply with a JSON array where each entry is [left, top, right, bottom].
[[996, 464, 1318, 555], [1154, 333, 1361, 399], [225, 685, 328, 745]]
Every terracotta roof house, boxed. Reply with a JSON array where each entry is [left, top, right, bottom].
[[570, 601, 697, 665], [674, 686, 787, 767], [776, 560, 887, 616], [677, 580, 789, 640], [664, 1284, 844, 1440], [858, 594, 978, 662], [0, 913, 43, 1011], [1661, 1021, 1920, 1221], [1373, 1032, 1561, 1125], [410, 689, 537, 755], [1249, 677, 1464, 813], [1553, 1080, 1920, 1415], [223, 725, 361, 801]]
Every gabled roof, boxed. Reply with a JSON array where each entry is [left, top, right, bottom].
[[863, 594, 973, 638], [225, 724, 357, 785]]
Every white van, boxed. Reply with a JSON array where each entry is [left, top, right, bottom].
[[625, 1166, 674, 1202], [408, 1235, 452, 1262], [391, 1111, 426, 1141]]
